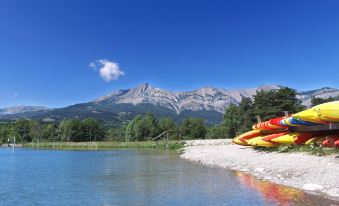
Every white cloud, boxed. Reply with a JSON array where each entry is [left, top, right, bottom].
[[89, 59, 125, 81]]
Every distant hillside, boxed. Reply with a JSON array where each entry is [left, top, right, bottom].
[[1, 84, 339, 125], [296, 87, 339, 107], [0, 105, 50, 115]]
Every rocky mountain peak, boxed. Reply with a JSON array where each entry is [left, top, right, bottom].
[[130, 83, 154, 94], [92, 84, 286, 114], [256, 84, 282, 91]]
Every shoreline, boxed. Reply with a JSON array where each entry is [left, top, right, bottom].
[[20, 141, 185, 150], [180, 139, 339, 199]]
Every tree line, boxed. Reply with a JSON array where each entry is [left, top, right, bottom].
[[0, 118, 105, 144], [0, 115, 207, 144], [0, 87, 336, 143]]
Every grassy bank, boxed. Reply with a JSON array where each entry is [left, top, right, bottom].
[[23, 140, 185, 150]]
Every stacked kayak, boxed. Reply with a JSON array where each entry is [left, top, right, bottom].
[[233, 101, 339, 148], [233, 130, 261, 146], [293, 101, 339, 123]]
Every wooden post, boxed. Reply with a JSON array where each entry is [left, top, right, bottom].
[[166, 132, 169, 148], [284, 111, 289, 117], [256, 115, 262, 123], [12, 136, 16, 152]]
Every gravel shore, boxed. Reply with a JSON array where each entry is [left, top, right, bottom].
[[180, 139, 339, 198]]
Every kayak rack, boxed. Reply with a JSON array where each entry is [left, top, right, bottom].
[[289, 123, 339, 133]]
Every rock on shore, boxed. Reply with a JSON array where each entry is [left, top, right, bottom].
[[180, 139, 339, 198]]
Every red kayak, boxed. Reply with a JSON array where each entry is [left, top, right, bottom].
[[334, 139, 339, 148], [253, 121, 286, 131], [294, 133, 314, 145], [269, 117, 288, 127], [322, 135, 339, 147]]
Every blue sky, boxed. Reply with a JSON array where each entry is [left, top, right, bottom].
[[0, 0, 338, 108]]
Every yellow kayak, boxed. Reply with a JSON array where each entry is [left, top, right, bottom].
[[233, 130, 262, 146], [236, 130, 261, 140], [247, 136, 266, 146], [304, 136, 326, 145], [293, 101, 339, 123], [304, 137, 315, 145], [270, 133, 298, 144], [251, 138, 278, 147], [233, 137, 250, 146]]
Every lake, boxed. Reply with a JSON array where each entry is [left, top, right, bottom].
[[0, 148, 337, 206]]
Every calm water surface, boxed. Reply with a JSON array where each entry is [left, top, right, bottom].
[[0, 148, 338, 206]]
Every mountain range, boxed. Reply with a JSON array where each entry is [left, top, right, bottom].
[[1, 83, 339, 125]]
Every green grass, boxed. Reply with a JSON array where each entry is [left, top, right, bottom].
[[254, 144, 339, 156], [23, 140, 185, 151]]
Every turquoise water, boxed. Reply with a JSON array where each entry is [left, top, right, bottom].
[[0, 148, 337, 206]]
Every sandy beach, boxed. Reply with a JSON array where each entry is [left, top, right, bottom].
[[180, 139, 339, 198]]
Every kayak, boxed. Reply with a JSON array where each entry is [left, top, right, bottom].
[[247, 136, 266, 146], [304, 136, 326, 145], [294, 133, 314, 145], [321, 135, 339, 147], [250, 137, 278, 147], [280, 117, 320, 126], [250, 132, 287, 147], [233, 137, 250, 146], [237, 130, 261, 140], [270, 133, 298, 144], [269, 117, 288, 127], [334, 139, 339, 148], [270, 133, 313, 145], [233, 130, 262, 146], [292, 101, 339, 123], [314, 101, 339, 122], [252, 121, 286, 131], [262, 132, 288, 143]]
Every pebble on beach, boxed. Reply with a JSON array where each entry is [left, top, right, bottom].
[[181, 139, 339, 198]]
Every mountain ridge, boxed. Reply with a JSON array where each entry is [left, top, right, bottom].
[[92, 83, 283, 114], [1, 84, 339, 124]]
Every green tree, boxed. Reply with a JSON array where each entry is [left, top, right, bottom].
[[29, 120, 41, 142], [82, 118, 104, 141], [158, 117, 176, 132], [14, 119, 31, 142], [180, 118, 206, 139], [58, 119, 84, 142], [311, 96, 337, 107], [126, 115, 142, 141], [254, 87, 304, 121], [134, 113, 159, 141], [0, 123, 15, 144], [105, 126, 126, 142], [41, 124, 57, 141], [237, 97, 255, 134], [222, 103, 240, 138], [206, 125, 228, 139]]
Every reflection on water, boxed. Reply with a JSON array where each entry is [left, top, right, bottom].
[[235, 171, 303, 205], [234, 171, 338, 206], [0, 148, 338, 206]]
